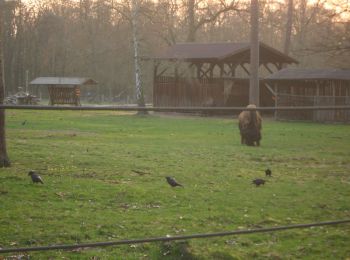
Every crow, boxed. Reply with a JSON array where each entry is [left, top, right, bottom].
[[265, 168, 272, 177], [28, 171, 44, 184], [166, 177, 183, 187], [252, 178, 265, 187]]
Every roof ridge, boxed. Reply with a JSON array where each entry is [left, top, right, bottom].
[[174, 42, 248, 45]]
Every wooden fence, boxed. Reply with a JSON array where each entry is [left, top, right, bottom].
[[276, 94, 350, 122], [48, 86, 80, 106], [154, 77, 225, 107]]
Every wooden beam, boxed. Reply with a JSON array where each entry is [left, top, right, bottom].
[[196, 63, 202, 78], [221, 64, 231, 77], [200, 64, 211, 79], [209, 64, 215, 78], [264, 82, 276, 95], [219, 63, 224, 77], [153, 62, 159, 80], [229, 63, 237, 77], [156, 68, 168, 77], [263, 63, 274, 74], [240, 63, 250, 76], [273, 62, 283, 71], [199, 64, 215, 79]]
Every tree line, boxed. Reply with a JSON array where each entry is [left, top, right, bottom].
[[1, 0, 349, 102]]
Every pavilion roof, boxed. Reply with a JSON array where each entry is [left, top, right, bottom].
[[266, 68, 350, 81], [30, 77, 98, 86], [152, 42, 298, 64]]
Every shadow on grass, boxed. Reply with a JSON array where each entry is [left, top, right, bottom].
[[150, 241, 236, 260]]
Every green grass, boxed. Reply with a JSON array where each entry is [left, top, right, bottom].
[[1, 110, 350, 259]]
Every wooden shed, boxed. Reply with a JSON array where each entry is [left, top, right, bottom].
[[151, 42, 298, 109], [265, 68, 350, 122], [30, 77, 97, 106]]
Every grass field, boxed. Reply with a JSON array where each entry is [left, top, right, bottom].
[[1, 110, 350, 259]]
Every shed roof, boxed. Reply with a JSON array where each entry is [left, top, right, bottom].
[[265, 68, 350, 81], [30, 77, 98, 86], [153, 42, 298, 64]]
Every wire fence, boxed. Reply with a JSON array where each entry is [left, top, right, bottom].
[[1, 105, 349, 254], [1, 104, 350, 112], [0, 220, 349, 254]]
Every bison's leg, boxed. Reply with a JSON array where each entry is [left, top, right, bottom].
[[256, 131, 261, 146], [241, 134, 245, 144], [246, 140, 254, 146]]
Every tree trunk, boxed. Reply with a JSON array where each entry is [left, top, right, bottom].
[[298, 0, 307, 46], [0, 109, 10, 167], [0, 4, 11, 167], [187, 0, 196, 42], [131, 0, 147, 113], [249, 0, 259, 106], [283, 0, 293, 56]]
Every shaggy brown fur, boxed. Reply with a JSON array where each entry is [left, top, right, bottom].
[[238, 104, 262, 146]]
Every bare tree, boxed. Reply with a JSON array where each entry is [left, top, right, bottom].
[[0, 0, 11, 167], [185, 0, 245, 42], [1, 0, 347, 106], [250, 0, 259, 106], [131, 0, 146, 108], [284, 0, 293, 55]]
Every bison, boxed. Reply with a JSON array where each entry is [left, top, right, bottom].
[[238, 104, 262, 146]]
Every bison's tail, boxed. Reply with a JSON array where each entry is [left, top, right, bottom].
[[249, 110, 258, 128]]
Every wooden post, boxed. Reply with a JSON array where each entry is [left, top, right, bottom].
[[274, 85, 278, 120], [313, 81, 320, 121], [74, 85, 81, 106], [250, 0, 260, 106], [153, 61, 158, 107], [0, 1, 11, 167], [346, 82, 349, 115]]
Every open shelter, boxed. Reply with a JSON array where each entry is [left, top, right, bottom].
[[30, 77, 98, 106], [265, 68, 350, 122], [150, 42, 298, 108]]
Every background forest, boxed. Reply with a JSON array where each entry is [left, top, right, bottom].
[[1, 0, 349, 103]]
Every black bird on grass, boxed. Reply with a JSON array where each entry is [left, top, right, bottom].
[[22, 120, 27, 126], [166, 177, 183, 187], [28, 171, 44, 184], [252, 178, 265, 187], [265, 168, 272, 177]]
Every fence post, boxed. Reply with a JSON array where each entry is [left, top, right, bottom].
[[274, 92, 278, 120], [313, 95, 317, 121]]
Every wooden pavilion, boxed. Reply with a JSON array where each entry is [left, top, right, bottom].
[[30, 77, 97, 106], [265, 68, 350, 122], [151, 42, 298, 108]]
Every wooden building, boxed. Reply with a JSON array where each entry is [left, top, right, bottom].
[[151, 42, 298, 108], [265, 68, 350, 122], [30, 77, 97, 106]]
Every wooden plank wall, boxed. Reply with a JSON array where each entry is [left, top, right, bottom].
[[276, 94, 314, 121], [48, 87, 80, 106], [154, 77, 225, 107], [276, 80, 350, 123]]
